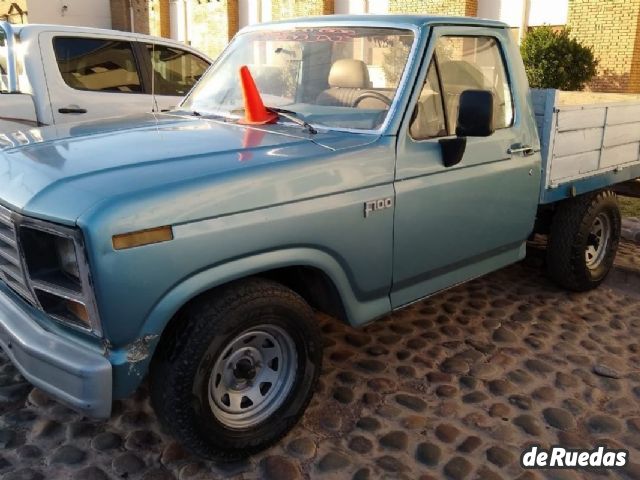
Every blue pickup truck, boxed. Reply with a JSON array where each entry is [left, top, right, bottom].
[[1, 15, 639, 460]]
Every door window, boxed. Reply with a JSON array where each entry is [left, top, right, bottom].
[[435, 36, 514, 132], [53, 37, 142, 93], [146, 44, 209, 96], [410, 60, 447, 140], [0, 30, 8, 92]]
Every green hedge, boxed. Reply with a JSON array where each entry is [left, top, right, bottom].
[[521, 26, 598, 91]]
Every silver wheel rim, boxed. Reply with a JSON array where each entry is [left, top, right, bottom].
[[585, 213, 611, 270], [208, 324, 297, 429]]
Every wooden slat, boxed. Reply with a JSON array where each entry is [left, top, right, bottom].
[[600, 142, 640, 168], [603, 123, 640, 148], [557, 91, 640, 106], [550, 151, 600, 182], [557, 108, 606, 132], [606, 104, 640, 125], [553, 128, 603, 157]]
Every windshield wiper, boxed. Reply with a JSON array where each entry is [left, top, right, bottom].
[[266, 107, 317, 135]]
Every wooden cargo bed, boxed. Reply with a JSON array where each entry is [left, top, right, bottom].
[[533, 89, 640, 204]]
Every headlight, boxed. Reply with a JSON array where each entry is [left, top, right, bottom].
[[55, 236, 80, 281], [18, 222, 101, 335]]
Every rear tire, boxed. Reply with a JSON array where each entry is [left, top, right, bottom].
[[150, 278, 322, 461], [547, 190, 620, 291]]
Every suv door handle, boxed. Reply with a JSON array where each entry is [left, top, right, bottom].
[[58, 107, 87, 114], [508, 144, 534, 156]]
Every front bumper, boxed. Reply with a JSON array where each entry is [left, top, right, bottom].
[[0, 283, 112, 418]]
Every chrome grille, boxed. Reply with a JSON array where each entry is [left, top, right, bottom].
[[0, 205, 35, 303]]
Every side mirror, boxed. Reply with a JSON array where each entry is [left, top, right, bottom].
[[439, 89, 495, 168], [456, 89, 495, 137]]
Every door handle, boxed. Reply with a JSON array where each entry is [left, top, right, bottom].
[[508, 144, 534, 156], [58, 107, 87, 114]]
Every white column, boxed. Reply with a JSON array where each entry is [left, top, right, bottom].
[[169, 0, 187, 41], [367, 0, 389, 14], [334, 0, 367, 14], [239, 0, 261, 28], [519, 0, 531, 44], [261, 0, 272, 23], [184, 0, 193, 44]]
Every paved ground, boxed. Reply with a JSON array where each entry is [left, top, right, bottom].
[[1, 241, 639, 480], [622, 217, 640, 244]]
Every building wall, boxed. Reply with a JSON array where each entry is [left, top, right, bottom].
[[568, 0, 640, 93], [389, 0, 477, 17], [1, 0, 111, 27], [104, 0, 640, 93], [528, 0, 568, 27], [477, 0, 569, 27], [111, 0, 148, 33], [0, 0, 27, 23], [270, 0, 333, 21]]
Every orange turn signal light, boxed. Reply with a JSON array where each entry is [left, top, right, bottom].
[[112, 226, 174, 250]]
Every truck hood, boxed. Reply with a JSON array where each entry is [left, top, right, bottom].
[[0, 113, 379, 224]]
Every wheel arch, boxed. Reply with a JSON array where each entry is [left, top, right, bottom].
[[144, 248, 355, 337], [112, 247, 390, 398]]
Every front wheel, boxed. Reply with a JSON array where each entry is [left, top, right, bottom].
[[546, 190, 621, 291], [150, 278, 322, 461]]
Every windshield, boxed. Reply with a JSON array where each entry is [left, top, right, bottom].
[[183, 26, 415, 131]]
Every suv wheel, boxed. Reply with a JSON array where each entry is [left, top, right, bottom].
[[150, 278, 322, 461]]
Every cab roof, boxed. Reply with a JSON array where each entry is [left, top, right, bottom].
[[246, 14, 508, 31]]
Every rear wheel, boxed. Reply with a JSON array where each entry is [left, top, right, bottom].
[[150, 278, 322, 461], [547, 190, 621, 291]]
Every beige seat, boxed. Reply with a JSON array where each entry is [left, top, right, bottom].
[[316, 59, 372, 107], [410, 88, 447, 139]]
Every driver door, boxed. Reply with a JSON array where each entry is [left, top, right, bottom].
[[391, 27, 541, 308]]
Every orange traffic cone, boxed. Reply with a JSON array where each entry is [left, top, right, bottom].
[[238, 65, 278, 125]]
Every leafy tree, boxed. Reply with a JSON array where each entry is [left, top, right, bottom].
[[520, 26, 598, 90]]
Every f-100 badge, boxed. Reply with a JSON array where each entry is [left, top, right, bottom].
[[364, 198, 393, 218]]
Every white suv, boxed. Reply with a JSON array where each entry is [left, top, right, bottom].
[[1, 22, 212, 130]]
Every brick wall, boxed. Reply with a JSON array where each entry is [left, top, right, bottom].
[[568, 0, 640, 93], [389, 0, 477, 17], [271, 0, 333, 21], [188, 0, 231, 58], [110, 0, 156, 33], [111, 0, 236, 58], [110, 0, 169, 37]]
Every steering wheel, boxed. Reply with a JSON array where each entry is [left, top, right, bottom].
[[352, 91, 393, 108]]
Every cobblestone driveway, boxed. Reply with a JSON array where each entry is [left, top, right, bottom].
[[1, 242, 639, 480]]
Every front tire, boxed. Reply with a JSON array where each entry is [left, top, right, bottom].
[[546, 190, 621, 291], [150, 278, 322, 461]]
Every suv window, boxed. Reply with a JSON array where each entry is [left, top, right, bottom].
[[53, 37, 142, 93], [146, 44, 209, 96]]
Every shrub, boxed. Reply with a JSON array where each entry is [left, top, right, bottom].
[[520, 26, 598, 90]]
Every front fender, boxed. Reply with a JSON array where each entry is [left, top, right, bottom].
[[109, 247, 390, 398]]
